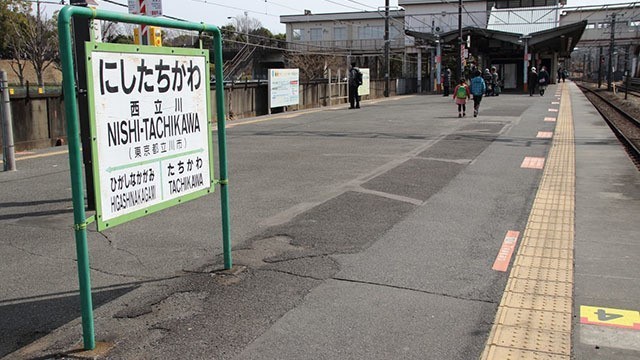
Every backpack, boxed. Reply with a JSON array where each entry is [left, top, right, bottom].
[[456, 85, 467, 99], [355, 69, 363, 85]]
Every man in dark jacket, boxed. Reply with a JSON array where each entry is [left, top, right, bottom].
[[442, 67, 451, 96], [538, 66, 550, 96], [348, 62, 361, 109]]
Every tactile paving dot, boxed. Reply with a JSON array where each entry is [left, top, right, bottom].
[[497, 307, 572, 333], [523, 236, 573, 249], [511, 266, 573, 283], [499, 292, 572, 314], [506, 277, 573, 298], [517, 246, 572, 259], [513, 255, 571, 270], [489, 325, 571, 354], [482, 345, 569, 360]]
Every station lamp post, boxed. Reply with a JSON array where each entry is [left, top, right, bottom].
[[458, 0, 463, 80]]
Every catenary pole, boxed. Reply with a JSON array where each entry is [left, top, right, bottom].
[[458, 0, 463, 80], [607, 12, 615, 91], [1, 70, 16, 171], [384, 0, 390, 97]]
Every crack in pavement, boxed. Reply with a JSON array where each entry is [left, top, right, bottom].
[[89, 266, 149, 280], [257, 268, 326, 281], [332, 276, 498, 304], [5, 238, 74, 262], [97, 231, 146, 268]]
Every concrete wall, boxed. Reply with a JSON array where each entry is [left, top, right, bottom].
[[0, 94, 66, 152]]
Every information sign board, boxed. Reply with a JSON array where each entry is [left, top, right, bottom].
[[86, 43, 214, 230], [358, 68, 370, 96], [268, 68, 299, 108]]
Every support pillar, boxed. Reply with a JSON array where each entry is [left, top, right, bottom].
[[417, 50, 422, 93], [523, 37, 529, 93], [430, 47, 435, 92], [436, 39, 442, 92]]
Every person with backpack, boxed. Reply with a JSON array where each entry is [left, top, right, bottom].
[[348, 62, 362, 109], [470, 70, 486, 117], [538, 66, 550, 96], [453, 78, 470, 118]]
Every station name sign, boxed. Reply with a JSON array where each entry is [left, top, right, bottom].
[[86, 43, 214, 230]]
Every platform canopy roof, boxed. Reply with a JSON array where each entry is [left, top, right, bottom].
[[406, 20, 587, 57]]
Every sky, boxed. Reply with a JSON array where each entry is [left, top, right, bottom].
[[40, 0, 629, 34]]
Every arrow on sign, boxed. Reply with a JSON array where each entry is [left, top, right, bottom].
[[106, 148, 206, 173], [595, 309, 624, 322]]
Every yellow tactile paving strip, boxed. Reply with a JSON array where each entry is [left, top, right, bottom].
[[481, 83, 575, 360]]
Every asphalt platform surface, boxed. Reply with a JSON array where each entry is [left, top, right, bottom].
[[1, 83, 638, 359]]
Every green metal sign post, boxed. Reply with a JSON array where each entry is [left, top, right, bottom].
[[58, 5, 231, 350]]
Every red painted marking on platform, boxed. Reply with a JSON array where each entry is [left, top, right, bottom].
[[492, 231, 520, 272], [581, 317, 640, 330], [537, 131, 553, 138], [544, 117, 556, 122], [521, 157, 545, 169], [548, 108, 558, 112]]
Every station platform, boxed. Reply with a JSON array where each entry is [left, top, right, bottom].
[[1, 82, 639, 359]]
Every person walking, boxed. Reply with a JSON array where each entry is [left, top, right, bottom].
[[528, 67, 538, 96], [470, 70, 486, 117], [348, 62, 362, 109], [442, 66, 452, 97], [453, 78, 470, 118], [490, 66, 499, 96], [557, 67, 563, 84], [538, 66, 550, 96], [483, 69, 492, 96]]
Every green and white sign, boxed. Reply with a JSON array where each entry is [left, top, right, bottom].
[[86, 43, 214, 230], [358, 68, 370, 96], [268, 68, 299, 108]]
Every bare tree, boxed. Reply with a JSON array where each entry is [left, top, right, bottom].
[[6, 10, 29, 85], [286, 53, 342, 82], [7, 28, 27, 85], [12, 3, 58, 86], [226, 12, 262, 43]]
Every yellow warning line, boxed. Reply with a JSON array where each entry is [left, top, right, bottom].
[[481, 83, 575, 359]]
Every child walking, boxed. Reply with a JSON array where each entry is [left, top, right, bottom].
[[453, 78, 470, 117]]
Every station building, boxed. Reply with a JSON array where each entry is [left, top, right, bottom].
[[280, 0, 595, 93]]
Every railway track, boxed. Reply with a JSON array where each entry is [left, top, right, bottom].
[[616, 85, 640, 99], [577, 83, 640, 165]]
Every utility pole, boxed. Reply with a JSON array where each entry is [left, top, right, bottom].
[[384, 0, 390, 97], [598, 46, 603, 88], [607, 12, 615, 91], [244, 11, 249, 44], [458, 0, 463, 80], [625, 44, 631, 100], [1, 70, 16, 171]]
